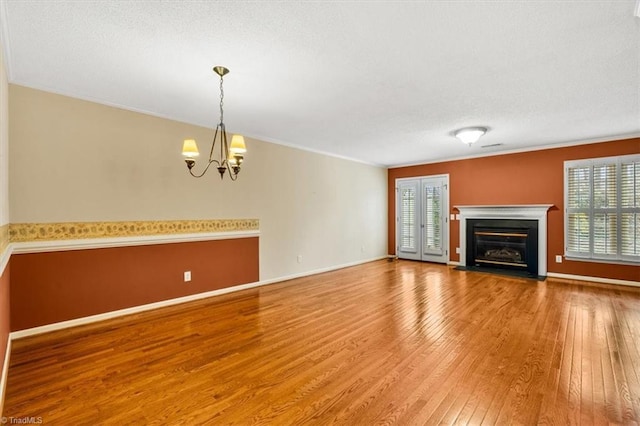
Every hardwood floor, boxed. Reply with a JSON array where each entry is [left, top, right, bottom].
[[4, 260, 640, 424]]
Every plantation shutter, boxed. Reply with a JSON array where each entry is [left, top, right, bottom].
[[564, 154, 640, 263], [422, 181, 443, 255], [566, 165, 591, 255], [398, 181, 419, 253], [621, 159, 640, 258], [592, 163, 617, 257]]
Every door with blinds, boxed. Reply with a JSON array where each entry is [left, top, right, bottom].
[[396, 176, 449, 263]]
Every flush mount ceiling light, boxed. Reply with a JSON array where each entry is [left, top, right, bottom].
[[454, 127, 488, 146], [181, 66, 246, 180]]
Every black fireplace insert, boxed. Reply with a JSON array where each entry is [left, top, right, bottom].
[[465, 219, 541, 279]]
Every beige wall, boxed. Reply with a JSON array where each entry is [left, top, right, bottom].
[[0, 42, 8, 227], [0, 34, 10, 415], [9, 85, 388, 280]]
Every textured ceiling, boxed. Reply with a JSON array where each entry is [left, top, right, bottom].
[[1, 1, 639, 167]]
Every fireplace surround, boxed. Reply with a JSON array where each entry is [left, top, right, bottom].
[[455, 205, 553, 278]]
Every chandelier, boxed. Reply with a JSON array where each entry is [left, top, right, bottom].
[[181, 66, 246, 180]]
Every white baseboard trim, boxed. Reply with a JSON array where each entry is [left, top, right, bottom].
[[10, 256, 387, 340], [9, 281, 266, 340], [0, 337, 11, 416], [547, 272, 640, 288], [258, 256, 388, 286], [448, 261, 461, 266]]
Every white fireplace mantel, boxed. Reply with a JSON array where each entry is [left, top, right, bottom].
[[455, 204, 554, 276]]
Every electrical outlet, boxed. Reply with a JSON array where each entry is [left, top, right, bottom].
[[450, 214, 455, 220], [555, 255, 563, 263], [184, 271, 191, 282], [361, 245, 365, 252], [297, 255, 303, 264], [455, 247, 460, 254]]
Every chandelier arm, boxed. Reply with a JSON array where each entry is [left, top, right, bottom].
[[227, 167, 239, 181], [187, 159, 217, 178], [207, 125, 221, 162], [220, 125, 228, 169]]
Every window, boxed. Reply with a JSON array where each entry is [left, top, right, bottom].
[[565, 154, 639, 263]]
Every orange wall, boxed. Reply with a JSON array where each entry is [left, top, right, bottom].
[[388, 138, 639, 282], [10, 238, 259, 331], [0, 263, 9, 382]]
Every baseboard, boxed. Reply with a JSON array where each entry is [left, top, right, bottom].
[[258, 256, 388, 286], [447, 261, 461, 266], [547, 272, 640, 288], [0, 337, 11, 416], [10, 256, 387, 340], [9, 281, 267, 340]]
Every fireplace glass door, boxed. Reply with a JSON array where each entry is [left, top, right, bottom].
[[474, 230, 528, 268]]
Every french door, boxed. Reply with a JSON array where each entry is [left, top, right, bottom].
[[396, 175, 449, 263]]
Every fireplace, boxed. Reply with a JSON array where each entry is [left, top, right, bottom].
[[467, 219, 538, 278], [455, 205, 553, 279]]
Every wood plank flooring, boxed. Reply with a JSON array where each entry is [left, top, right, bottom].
[[4, 260, 640, 424]]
